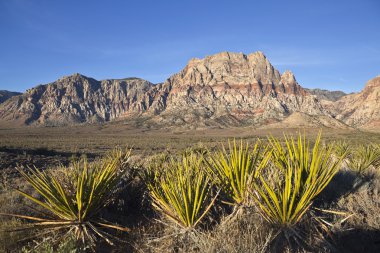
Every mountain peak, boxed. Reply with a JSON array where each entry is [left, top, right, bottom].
[[60, 73, 89, 80], [364, 75, 380, 88], [193, 51, 269, 62], [281, 70, 296, 83], [175, 51, 282, 90], [249, 50, 267, 58]]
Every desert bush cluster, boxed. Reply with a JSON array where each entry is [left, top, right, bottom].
[[1, 133, 380, 252]]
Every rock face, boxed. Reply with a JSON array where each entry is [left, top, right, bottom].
[[0, 90, 21, 104], [305, 88, 347, 102], [332, 76, 380, 129], [0, 74, 161, 125], [0, 51, 378, 130], [157, 52, 325, 127]]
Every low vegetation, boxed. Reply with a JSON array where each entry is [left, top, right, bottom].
[[1, 149, 131, 250], [346, 144, 380, 175], [1, 132, 380, 252], [205, 139, 269, 206], [147, 154, 216, 229], [252, 133, 346, 227]]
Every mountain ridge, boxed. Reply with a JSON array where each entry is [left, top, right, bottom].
[[0, 90, 22, 104], [0, 51, 378, 131]]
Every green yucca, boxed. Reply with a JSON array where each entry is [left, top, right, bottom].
[[147, 154, 216, 229], [333, 141, 350, 158], [1, 149, 131, 247], [347, 144, 380, 174], [205, 139, 270, 206], [252, 133, 346, 227]]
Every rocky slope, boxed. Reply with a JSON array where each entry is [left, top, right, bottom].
[[332, 75, 380, 130], [0, 90, 21, 104], [0, 51, 378, 130], [305, 88, 347, 102], [0, 75, 162, 125], [262, 112, 351, 130], [155, 52, 326, 127]]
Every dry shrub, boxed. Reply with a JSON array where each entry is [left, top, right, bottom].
[[320, 169, 380, 253], [132, 207, 274, 253], [335, 172, 380, 230]]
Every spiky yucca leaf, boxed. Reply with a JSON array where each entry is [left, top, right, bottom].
[[205, 139, 270, 206], [252, 133, 346, 227], [333, 141, 350, 159], [1, 148, 131, 247], [147, 154, 216, 229], [347, 144, 380, 174]]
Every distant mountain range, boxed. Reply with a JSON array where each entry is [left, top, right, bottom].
[[0, 51, 379, 131], [304, 88, 347, 102], [0, 90, 21, 104]]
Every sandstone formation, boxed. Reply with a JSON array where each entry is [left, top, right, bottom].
[[0, 51, 378, 131], [156, 52, 325, 127], [0, 75, 161, 125], [332, 75, 380, 130]]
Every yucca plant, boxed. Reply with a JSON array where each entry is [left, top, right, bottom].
[[147, 153, 216, 229], [205, 139, 270, 206], [346, 144, 380, 175], [1, 149, 131, 248], [333, 141, 350, 159], [252, 133, 346, 227]]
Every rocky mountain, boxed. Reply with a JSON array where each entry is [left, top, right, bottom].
[[0, 90, 21, 104], [305, 88, 346, 102], [332, 75, 380, 130], [0, 75, 162, 125], [0, 51, 378, 130], [156, 52, 326, 127]]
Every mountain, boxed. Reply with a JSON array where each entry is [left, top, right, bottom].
[[304, 88, 347, 102], [0, 74, 162, 125], [155, 52, 326, 127], [332, 75, 380, 130], [0, 51, 378, 131], [0, 90, 22, 104]]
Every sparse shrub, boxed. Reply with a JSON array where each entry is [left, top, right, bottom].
[[0, 148, 131, 249], [205, 139, 270, 207], [329, 175, 380, 253], [147, 153, 216, 229], [159, 209, 275, 253], [334, 174, 380, 230], [21, 234, 77, 253]]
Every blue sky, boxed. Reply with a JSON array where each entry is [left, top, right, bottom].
[[0, 0, 379, 93]]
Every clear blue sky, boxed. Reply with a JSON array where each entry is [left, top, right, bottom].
[[0, 0, 379, 93]]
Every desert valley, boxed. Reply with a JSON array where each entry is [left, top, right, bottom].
[[0, 51, 379, 252], [1, 1, 380, 252]]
